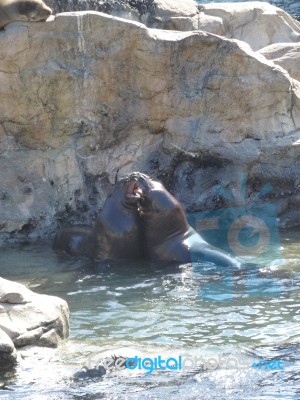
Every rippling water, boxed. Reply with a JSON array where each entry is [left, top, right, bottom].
[[0, 229, 299, 399]]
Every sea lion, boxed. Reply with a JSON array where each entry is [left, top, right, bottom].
[[133, 172, 240, 267], [0, 0, 52, 30], [92, 174, 143, 260], [53, 175, 144, 260]]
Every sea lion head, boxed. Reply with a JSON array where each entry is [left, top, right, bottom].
[[120, 172, 153, 215], [127, 172, 189, 233], [106, 173, 144, 211], [126, 172, 174, 215]]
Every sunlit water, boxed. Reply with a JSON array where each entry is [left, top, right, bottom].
[[0, 229, 299, 399]]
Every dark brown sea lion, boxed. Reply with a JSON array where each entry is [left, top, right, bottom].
[[0, 0, 52, 30], [91, 174, 143, 260], [53, 175, 143, 260], [133, 172, 240, 267]]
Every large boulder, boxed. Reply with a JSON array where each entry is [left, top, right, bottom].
[[137, 0, 300, 48], [259, 42, 300, 81], [44, 0, 300, 46], [0, 7, 299, 240], [199, 0, 300, 21], [198, 2, 300, 51], [0, 277, 69, 365], [45, 0, 300, 24]]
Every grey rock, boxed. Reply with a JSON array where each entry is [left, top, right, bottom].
[[259, 43, 300, 81], [0, 277, 69, 360], [198, 2, 300, 51], [288, 194, 300, 208], [73, 365, 106, 380], [38, 328, 60, 348], [13, 327, 45, 347], [0, 3, 300, 241], [0, 328, 17, 365], [198, 1, 300, 20], [280, 209, 300, 228], [45, 0, 300, 22], [0, 279, 33, 304]]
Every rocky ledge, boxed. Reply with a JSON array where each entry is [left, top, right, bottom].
[[0, 1, 300, 244], [0, 278, 69, 366], [46, 0, 300, 23]]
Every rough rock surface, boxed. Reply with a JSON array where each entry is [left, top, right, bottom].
[[198, 1, 300, 20], [0, 3, 300, 242], [135, 1, 300, 49], [259, 43, 300, 82], [45, 0, 300, 22], [0, 328, 17, 365], [0, 277, 69, 365], [197, 2, 300, 51]]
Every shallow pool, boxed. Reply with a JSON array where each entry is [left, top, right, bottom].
[[0, 229, 299, 399]]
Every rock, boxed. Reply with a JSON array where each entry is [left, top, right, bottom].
[[13, 327, 45, 347], [276, 198, 289, 215], [288, 193, 300, 208], [140, 0, 225, 33], [0, 328, 17, 365], [38, 328, 60, 347], [141, 0, 198, 27], [259, 43, 300, 81], [198, 1, 300, 21], [0, 277, 69, 365], [46, 0, 300, 25], [46, 0, 143, 20], [0, 279, 32, 304], [73, 365, 106, 380], [141, 1, 300, 48], [199, 2, 300, 51], [150, 0, 198, 18], [0, 7, 300, 239], [45, 0, 300, 47], [280, 209, 300, 228]]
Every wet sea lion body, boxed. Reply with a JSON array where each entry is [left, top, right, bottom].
[[134, 173, 240, 267], [54, 172, 240, 268], [0, 0, 52, 30], [91, 175, 143, 260], [53, 175, 143, 261]]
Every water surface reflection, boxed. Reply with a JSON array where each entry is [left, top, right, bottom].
[[0, 229, 298, 399]]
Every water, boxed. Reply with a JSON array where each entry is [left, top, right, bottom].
[[0, 229, 299, 399]]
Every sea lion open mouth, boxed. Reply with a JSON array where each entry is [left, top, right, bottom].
[[126, 180, 143, 199]]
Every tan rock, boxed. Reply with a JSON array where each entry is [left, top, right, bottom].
[[142, 2, 300, 51], [13, 327, 45, 347], [200, 2, 300, 50], [0, 277, 69, 348], [0, 327, 17, 364], [152, 0, 198, 18], [259, 42, 300, 81], [38, 328, 60, 348], [0, 10, 299, 236], [0, 278, 33, 303]]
